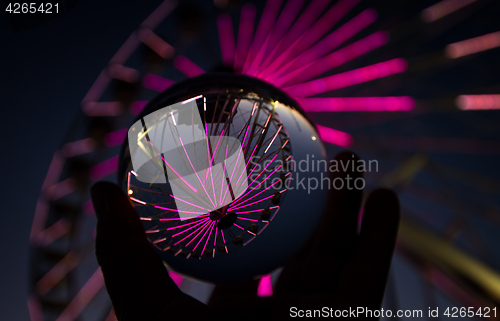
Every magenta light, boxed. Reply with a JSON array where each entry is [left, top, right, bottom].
[[34, 218, 70, 247], [237, 217, 259, 222], [35, 251, 80, 295], [234, 4, 256, 72], [276, 31, 389, 87], [56, 269, 104, 321], [217, 13, 236, 68], [235, 209, 266, 214], [130, 100, 148, 115], [28, 295, 43, 321], [138, 28, 175, 59], [107, 64, 140, 83], [143, 74, 175, 92], [297, 96, 415, 112], [193, 221, 215, 251], [456, 95, 500, 110], [83, 199, 94, 216], [104, 128, 128, 147], [168, 270, 183, 287], [88, 155, 118, 181], [174, 56, 205, 78], [259, 0, 359, 77], [47, 178, 75, 201], [258, 0, 331, 77], [62, 138, 95, 157], [445, 31, 500, 59], [253, 0, 306, 74], [265, 9, 378, 82], [82, 102, 122, 117], [257, 274, 273, 297], [242, 0, 282, 74], [201, 222, 215, 255], [284, 58, 408, 98], [316, 125, 353, 148], [421, 0, 477, 23], [230, 194, 274, 210]]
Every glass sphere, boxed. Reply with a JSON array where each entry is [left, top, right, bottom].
[[118, 73, 328, 283]]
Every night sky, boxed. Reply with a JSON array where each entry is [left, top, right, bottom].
[[0, 1, 163, 319]]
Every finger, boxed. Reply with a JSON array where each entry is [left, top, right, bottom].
[[301, 151, 364, 292], [337, 188, 400, 309], [92, 182, 211, 320]]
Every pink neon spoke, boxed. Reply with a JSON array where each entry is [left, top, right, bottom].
[[230, 194, 274, 211], [264, 126, 282, 153], [445, 31, 500, 59], [266, 9, 377, 82], [159, 214, 209, 222], [257, 274, 273, 297], [167, 217, 209, 231], [201, 222, 216, 255], [185, 220, 212, 247], [174, 56, 205, 77], [142, 74, 175, 92], [210, 128, 226, 164], [219, 145, 231, 205], [258, 0, 332, 78], [242, 0, 283, 74], [171, 194, 208, 210], [234, 4, 256, 72], [456, 95, 500, 110], [284, 58, 408, 98], [421, 0, 478, 23], [217, 13, 236, 67], [221, 229, 226, 244], [255, 0, 306, 74], [159, 154, 198, 193], [296, 96, 416, 112], [201, 222, 217, 253], [108, 63, 140, 83], [220, 141, 245, 205], [178, 136, 216, 208], [170, 218, 209, 236], [235, 209, 266, 214], [233, 143, 259, 188], [229, 179, 280, 209], [82, 102, 122, 117], [204, 126, 218, 207], [89, 155, 118, 181], [276, 31, 389, 87], [154, 205, 205, 215], [213, 227, 218, 246], [246, 34, 272, 76], [316, 125, 353, 148], [288, 0, 360, 58], [247, 154, 278, 187], [173, 219, 211, 244], [138, 28, 174, 59], [103, 128, 127, 147], [235, 164, 281, 204], [262, 0, 360, 77], [233, 223, 245, 230], [194, 221, 215, 251], [237, 217, 259, 222]]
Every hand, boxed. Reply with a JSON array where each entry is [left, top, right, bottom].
[[91, 151, 400, 320]]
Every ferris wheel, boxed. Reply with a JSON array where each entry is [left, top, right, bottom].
[[28, 0, 500, 320]]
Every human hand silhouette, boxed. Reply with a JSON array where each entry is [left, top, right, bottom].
[[91, 151, 400, 320]]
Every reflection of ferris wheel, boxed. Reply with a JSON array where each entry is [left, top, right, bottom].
[[29, 0, 500, 320]]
